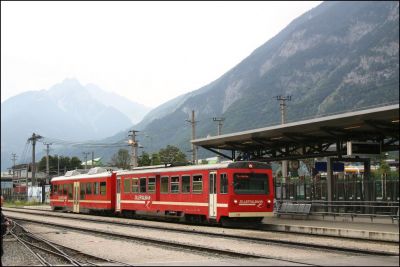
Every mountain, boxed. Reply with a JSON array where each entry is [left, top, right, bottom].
[[116, 1, 399, 160], [85, 83, 151, 124], [1, 78, 150, 170]]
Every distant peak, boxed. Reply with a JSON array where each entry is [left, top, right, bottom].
[[61, 77, 82, 86]]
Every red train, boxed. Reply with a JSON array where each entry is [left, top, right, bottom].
[[50, 161, 274, 226]]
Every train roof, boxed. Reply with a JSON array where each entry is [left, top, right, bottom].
[[51, 167, 112, 182], [50, 161, 271, 182], [116, 161, 271, 176]]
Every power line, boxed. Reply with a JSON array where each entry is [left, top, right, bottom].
[[40, 136, 128, 147]]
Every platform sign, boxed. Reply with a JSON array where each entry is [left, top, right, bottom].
[[315, 162, 344, 172], [346, 141, 381, 156]]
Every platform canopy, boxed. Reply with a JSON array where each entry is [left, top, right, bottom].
[[192, 104, 399, 161]]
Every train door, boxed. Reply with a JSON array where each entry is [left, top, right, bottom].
[[116, 176, 121, 212], [209, 172, 217, 218], [73, 181, 80, 213]]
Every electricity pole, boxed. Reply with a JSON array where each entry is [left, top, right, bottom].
[[212, 117, 225, 162], [275, 95, 291, 124], [55, 154, 60, 176], [83, 152, 90, 170], [91, 151, 94, 167], [213, 117, 225, 136], [28, 133, 43, 187], [186, 110, 198, 164], [44, 143, 52, 177], [11, 153, 17, 179], [129, 130, 139, 169], [275, 95, 291, 184]]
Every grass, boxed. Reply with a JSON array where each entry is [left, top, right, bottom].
[[4, 200, 48, 207]]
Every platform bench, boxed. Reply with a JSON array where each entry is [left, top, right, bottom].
[[276, 203, 312, 218]]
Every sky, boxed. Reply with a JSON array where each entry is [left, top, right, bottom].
[[1, 1, 322, 108]]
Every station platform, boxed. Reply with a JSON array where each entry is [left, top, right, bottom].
[[261, 215, 399, 242], [18, 205, 400, 242]]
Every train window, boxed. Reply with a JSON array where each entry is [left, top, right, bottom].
[[171, 176, 180, 193], [192, 175, 203, 193], [86, 183, 92, 195], [94, 182, 99, 195], [220, 173, 228, 194], [80, 183, 86, 199], [124, 178, 131, 193], [63, 184, 68, 195], [58, 184, 63, 195], [182, 175, 190, 193], [161, 176, 169, 193], [148, 177, 156, 193], [68, 184, 73, 198], [233, 173, 269, 195], [140, 178, 147, 193], [53, 185, 58, 194], [100, 181, 106, 195], [132, 178, 139, 193]]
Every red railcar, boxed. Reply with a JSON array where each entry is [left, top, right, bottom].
[[50, 168, 116, 213], [50, 161, 274, 226]]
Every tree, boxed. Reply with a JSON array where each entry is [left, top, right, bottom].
[[38, 155, 82, 174], [70, 156, 82, 170], [151, 153, 161, 165], [111, 149, 130, 169], [158, 145, 187, 164], [138, 152, 152, 166]]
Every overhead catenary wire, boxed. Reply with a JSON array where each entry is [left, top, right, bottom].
[[39, 136, 129, 148]]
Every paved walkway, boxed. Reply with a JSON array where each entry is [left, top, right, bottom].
[[261, 215, 399, 242]]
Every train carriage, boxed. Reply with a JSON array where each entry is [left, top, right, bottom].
[[50, 161, 274, 226], [50, 167, 116, 214], [116, 161, 274, 225]]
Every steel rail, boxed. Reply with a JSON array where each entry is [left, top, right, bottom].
[[9, 228, 47, 266], [13, 220, 82, 266], [11, 216, 319, 266], [4, 207, 399, 255]]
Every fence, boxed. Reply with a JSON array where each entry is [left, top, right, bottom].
[[4, 185, 50, 204], [274, 177, 399, 220], [274, 178, 399, 202]]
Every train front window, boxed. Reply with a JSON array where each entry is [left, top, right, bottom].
[[233, 173, 269, 195]]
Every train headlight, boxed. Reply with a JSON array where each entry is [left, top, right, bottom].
[[267, 199, 271, 204], [233, 199, 238, 204]]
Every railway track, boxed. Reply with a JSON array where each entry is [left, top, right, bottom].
[[10, 217, 320, 266], [4, 207, 399, 257], [3, 208, 399, 267], [4, 219, 132, 266]]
